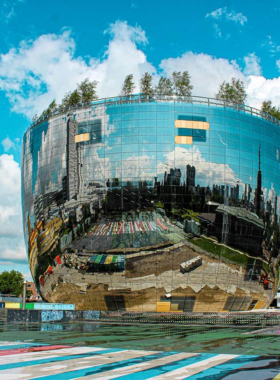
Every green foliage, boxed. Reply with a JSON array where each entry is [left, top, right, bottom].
[[78, 78, 98, 103], [60, 79, 99, 109], [191, 237, 248, 267], [63, 89, 81, 106], [171, 71, 193, 98], [155, 77, 173, 96], [215, 77, 246, 104], [140, 72, 154, 97], [120, 74, 135, 96], [40, 99, 57, 118], [0, 270, 24, 297], [261, 100, 280, 121], [155, 201, 164, 208]]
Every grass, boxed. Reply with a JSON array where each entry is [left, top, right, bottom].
[[191, 236, 248, 267], [181, 209, 200, 222]]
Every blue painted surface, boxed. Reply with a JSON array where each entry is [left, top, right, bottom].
[[0, 348, 124, 371], [0, 343, 46, 350], [35, 351, 181, 380], [115, 353, 217, 379], [185, 355, 257, 379], [0, 342, 279, 379], [34, 303, 75, 311], [42, 310, 63, 322]]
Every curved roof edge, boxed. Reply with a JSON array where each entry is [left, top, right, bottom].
[[27, 94, 280, 132]]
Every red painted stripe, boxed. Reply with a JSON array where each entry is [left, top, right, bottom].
[[0, 345, 71, 356]]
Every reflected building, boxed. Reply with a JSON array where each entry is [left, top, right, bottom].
[[21, 96, 280, 312]]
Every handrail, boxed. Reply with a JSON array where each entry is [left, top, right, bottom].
[[26, 94, 280, 133]]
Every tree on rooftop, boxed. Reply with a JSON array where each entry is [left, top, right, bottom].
[[120, 74, 135, 97], [40, 99, 57, 118], [155, 77, 173, 96], [261, 100, 280, 121], [0, 270, 24, 297], [140, 72, 154, 97], [215, 78, 246, 104], [172, 71, 193, 98], [78, 78, 98, 103], [61, 89, 81, 107]]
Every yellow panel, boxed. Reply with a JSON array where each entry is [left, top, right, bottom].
[[156, 302, 171, 312], [5, 302, 20, 309], [175, 136, 193, 144], [253, 301, 263, 309], [75, 133, 90, 143], [170, 303, 179, 311], [175, 120, 209, 130]]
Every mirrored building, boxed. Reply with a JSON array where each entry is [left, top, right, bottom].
[[22, 95, 280, 312]]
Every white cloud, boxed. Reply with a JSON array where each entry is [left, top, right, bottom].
[[1, 136, 15, 151], [206, 7, 247, 25], [159, 50, 280, 109], [246, 76, 280, 109], [0, 154, 27, 264], [206, 8, 224, 20], [213, 23, 222, 38], [157, 146, 240, 187], [160, 52, 246, 98], [5, 6, 15, 23], [244, 53, 262, 76], [104, 20, 147, 45], [262, 35, 280, 56], [0, 21, 155, 118], [0, 20, 280, 119]]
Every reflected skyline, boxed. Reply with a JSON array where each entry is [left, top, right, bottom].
[[22, 97, 280, 312]]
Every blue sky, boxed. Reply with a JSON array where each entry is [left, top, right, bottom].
[[1, 0, 280, 278]]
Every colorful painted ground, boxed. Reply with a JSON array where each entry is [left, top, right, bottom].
[[91, 218, 170, 236], [0, 341, 280, 379]]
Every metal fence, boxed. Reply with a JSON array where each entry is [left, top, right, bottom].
[[27, 94, 280, 132]]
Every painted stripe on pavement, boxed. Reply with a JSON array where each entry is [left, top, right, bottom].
[[76, 352, 199, 380], [149, 354, 238, 379], [0, 347, 108, 365], [0, 345, 71, 356], [185, 355, 258, 379], [0, 348, 124, 371], [33, 351, 179, 380]]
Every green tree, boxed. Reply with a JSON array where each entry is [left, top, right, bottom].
[[261, 100, 280, 121], [155, 77, 173, 96], [0, 270, 24, 297], [140, 72, 154, 97], [61, 89, 81, 107], [215, 78, 246, 104], [172, 71, 193, 98], [40, 99, 57, 118], [78, 78, 98, 103], [120, 74, 135, 97]]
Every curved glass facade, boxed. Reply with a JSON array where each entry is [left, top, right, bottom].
[[22, 96, 280, 312]]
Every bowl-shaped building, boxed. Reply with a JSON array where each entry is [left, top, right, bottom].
[[22, 95, 280, 312]]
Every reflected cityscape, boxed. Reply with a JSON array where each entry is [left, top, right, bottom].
[[22, 96, 280, 312]]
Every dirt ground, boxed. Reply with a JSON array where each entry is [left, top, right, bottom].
[[126, 246, 200, 278]]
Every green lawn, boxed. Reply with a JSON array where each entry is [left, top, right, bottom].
[[191, 236, 248, 266]]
